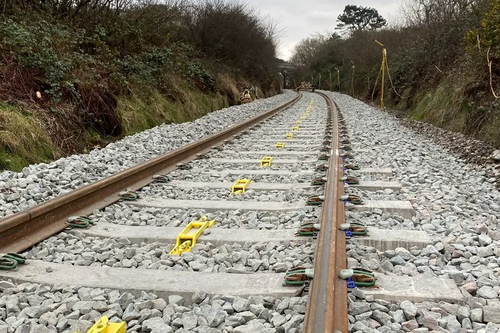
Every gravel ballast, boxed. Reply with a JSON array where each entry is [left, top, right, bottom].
[[23, 232, 315, 274], [93, 204, 320, 229], [0, 280, 307, 333]]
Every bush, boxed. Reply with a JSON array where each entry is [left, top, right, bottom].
[[0, 19, 81, 101]]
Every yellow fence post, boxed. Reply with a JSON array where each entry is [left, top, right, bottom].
[[374, 39, 386, 110]]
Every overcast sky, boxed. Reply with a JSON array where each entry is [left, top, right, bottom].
[[247, 0, 404, 60]]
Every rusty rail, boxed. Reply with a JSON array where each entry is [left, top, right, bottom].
[[303, 92, 347, 332], [0, 94, 301, 253]]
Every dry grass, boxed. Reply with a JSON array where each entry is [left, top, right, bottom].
[[0, 104, 60, 170], [0, 74, 233, 171], [411, 84, 467, 133], [477, 112, 500, 147], [118, 78, 228, 135], [216, 74, 240, 105], [409, 73, 500, 148]]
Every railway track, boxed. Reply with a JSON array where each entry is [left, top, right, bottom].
[[1, 90, 498, 333], [0, 91, 350, 332]]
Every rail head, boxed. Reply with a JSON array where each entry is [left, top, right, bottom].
[[0, 93, 302, 253], [303, 91, 347, 332]]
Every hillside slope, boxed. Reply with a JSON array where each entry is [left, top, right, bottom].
[[0, 1, 281, 171]]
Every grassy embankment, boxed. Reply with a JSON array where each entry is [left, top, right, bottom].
[[0, 1, 281, 171]]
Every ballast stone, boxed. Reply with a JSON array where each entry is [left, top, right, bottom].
[[490, 150, 500, 161], [142, 317, 173, 333]]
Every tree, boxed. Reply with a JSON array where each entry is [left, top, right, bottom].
[[402, 0, 486, 27], [181, 0, 278, 82], [290, 36, 326, 67], [336, 5, 387, 34]]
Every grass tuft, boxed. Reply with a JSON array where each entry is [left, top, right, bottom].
[[410, 83, 468, 133], [118, 80, 228, 135], [0, 104, 60, 171]]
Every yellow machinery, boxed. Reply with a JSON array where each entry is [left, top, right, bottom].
[[238, 88, 254, 104], [169, 216, 216, 255], [231, 179, 251, 194], [260, 156, 273, 167], [75, 316, 126, 333], [296, 81, 315, 92]]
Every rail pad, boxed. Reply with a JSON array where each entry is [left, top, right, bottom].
[[0, 260, 298, 304]]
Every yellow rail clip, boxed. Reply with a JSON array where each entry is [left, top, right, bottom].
[[300, 116, 306, 120], [286, 133, 294, 140], [74, 316, 125, 333], [275, 142, 286, 148], [231, 178, 251, 194], [292, 126, 299, 131], [260, 156, 273, 167], [169, 216, 215, 255], [296, 120, 302, 125]]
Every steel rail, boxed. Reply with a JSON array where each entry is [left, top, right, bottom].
[[0, 94, 301, 253], [303, 92, 347, 332]]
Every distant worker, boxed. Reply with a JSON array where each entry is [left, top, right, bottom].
[[239, 88, 253, 104]]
